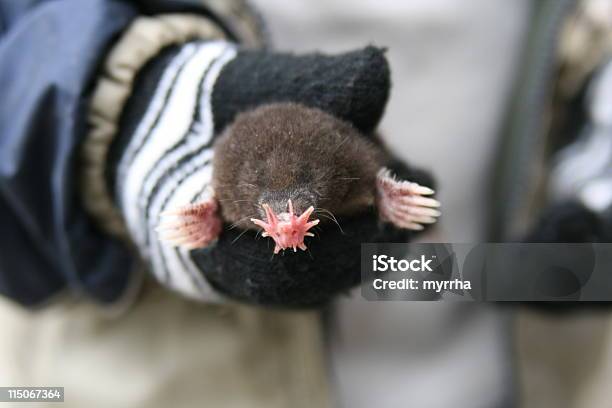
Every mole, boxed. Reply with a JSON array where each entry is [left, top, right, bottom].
[[157, 103, 440, 254]]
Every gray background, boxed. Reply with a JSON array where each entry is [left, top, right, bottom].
[[251, 0, 528, 407]]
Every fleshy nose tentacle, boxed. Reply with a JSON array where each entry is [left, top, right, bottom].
[[250, 199, 319, 254]]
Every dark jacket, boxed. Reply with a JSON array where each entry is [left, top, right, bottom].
[[0, 0, 239, 306]]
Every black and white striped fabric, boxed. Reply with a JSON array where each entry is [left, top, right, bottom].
[[116, 40, 237, 300]]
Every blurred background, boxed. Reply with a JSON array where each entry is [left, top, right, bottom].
[[250, 0, 612, 407]]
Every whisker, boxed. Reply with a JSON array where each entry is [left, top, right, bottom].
[[231, 228, 249, 244], [311, 225, 323, 239], [332, 133, 350, 154], [317, 214, 345, 234], [306, 247, 314, 260], [214, 183, 257, 188], [218, 199, 255, 203], [229, 214, 256, 230], [315, 207, 344, 234]]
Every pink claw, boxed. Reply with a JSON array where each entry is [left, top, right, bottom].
[[251, 199, 319, 254]]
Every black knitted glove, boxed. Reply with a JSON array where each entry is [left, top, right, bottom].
[[109, 40, 435, 307]]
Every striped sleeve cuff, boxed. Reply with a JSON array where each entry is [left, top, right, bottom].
[[115, 41, 237, 300]]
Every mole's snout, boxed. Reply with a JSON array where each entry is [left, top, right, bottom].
[[250, 200, 319, 254]]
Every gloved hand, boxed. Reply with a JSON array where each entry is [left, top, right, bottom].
[[106, 42, 435, 307]]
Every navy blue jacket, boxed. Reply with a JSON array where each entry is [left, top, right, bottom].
[[0, 0, 235, 306]]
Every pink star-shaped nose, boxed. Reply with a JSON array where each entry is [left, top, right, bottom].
[[250, 200, 319, 254]]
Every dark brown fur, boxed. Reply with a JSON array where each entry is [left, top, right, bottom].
[[212, 103, 386, 229]]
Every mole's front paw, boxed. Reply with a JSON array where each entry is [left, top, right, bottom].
[[376, 167, 441, 231], [156, 198, 222, 249]]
